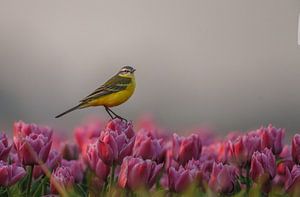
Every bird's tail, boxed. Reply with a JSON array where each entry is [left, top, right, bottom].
[[55, 104, 83, 118]]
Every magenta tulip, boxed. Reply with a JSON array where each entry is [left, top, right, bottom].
[[257, 124, 285, 155], [287, 165, 300, 196], [50, 166, 75, 194], [229, 134, 260, 166], [61, 159, 84, 183], [13, 121, 53, 165], [105, 118, 135, 139], [250, 148, 276, 182], [167, 166, 193, 192], [172, 133, 202, 164], [292, 134, 300, 164], [86, 142, 110, 180], [0, 161, 26, 187], [0, 133, 11, 161], [208, 162, 237, 194], [133, 132, 163, 161], [118, 156, 163, 190]]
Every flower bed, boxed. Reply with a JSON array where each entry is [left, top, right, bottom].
[[0, 118, 299, 196]]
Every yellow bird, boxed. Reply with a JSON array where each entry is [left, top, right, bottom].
[[55, 66, 136, 120]]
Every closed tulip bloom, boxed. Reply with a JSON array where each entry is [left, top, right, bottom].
[[0, 161, 26, 187], [97, 129, 135, 165], [172, 134, 202, 165], [0, 133, 12, 161], [250, 148, 276, 182], [86, 143, 110, 180], [258, 124, 285, 155], [292, 134, 300, 164], [105, 119, 135, 139], [167, 166, 193, 193], [133, 132, 163, 161], [229, 134, 260, 167], [208, 162, 237, 194], [13, 121, 53, 165], [118, 156, 163, 190], [50, 166, 75, 194], [287, 165, 300, 196]]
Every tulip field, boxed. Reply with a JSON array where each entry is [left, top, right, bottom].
[[0, 118, 300, 196]]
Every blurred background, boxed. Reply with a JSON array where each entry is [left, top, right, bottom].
[[0, 0, 299, 134]]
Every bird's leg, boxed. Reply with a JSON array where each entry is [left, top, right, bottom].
[[107, 107, 127, 121], [104, 106, 115, 119]]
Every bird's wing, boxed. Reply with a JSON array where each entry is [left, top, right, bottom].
[[80, 75, 131, 103]]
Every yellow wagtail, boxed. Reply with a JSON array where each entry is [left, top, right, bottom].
[[55, 66, 136, 120]]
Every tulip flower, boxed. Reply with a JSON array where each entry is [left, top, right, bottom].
[[86, 142, 110, 181], [292, 134, 300, 164], [167, 166, 193, 193], [50, 166, 75, 194], [185, 158, 214, 184], [287, 165, 300, 196], [208, 162, 237, 194], [61, 159, 84, 183], [133, 132, 163, 161], [250, 148, 276, 182], [257, 124, 285, 155], [61, 142, 79, 161], [13, 121, 53, 165], [229, 134, 260, 167], [0, 133, 11, 161], [105, 118, 135, 139], [97, 127, 135, 165], [33, 150, 62, 179], [118, 156, 163, 190], [0, 161, 26, 187], [172, 133, 202, 165]]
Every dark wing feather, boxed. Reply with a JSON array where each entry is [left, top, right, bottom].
[[80, 75, 131, 103]]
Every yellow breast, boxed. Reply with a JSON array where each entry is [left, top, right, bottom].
[[88, 77, 136, 107]]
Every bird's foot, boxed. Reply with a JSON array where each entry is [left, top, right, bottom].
[[113, 115, 127, 122]]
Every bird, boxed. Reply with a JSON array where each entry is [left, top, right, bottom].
[[55, 65, 136, 120]]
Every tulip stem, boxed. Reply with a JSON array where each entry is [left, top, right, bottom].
[[26, 165, 34, 197], [246, 165, 250, 194], [109, 163, 115, 192]]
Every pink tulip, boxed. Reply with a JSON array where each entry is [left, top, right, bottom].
[[172, 133, 202, 165], [97, 123, 135, 165], [118, 156, 163, 190], [185, 158, 214, 184], [33, 150, 62, 179], [208, 162, 237, 194], [167, 166, 193, 192], [272, 165, 292, 190], [250, 148, 276, 182], [105, 118, 135, 139], [86, 143, 110, 181], [229, 134, 260, 167], [287, 165, 300, 195], [13, 121, 53, 165], [0, 161, 26, 187], [0, 133, 11, 161], [61, 159, 84, 183], [133, 132, 163, 161], [292, 134, 300, 164], [257, 124, 285, 155], [61, 142, 79, 161], [50, 166, 75, 194]]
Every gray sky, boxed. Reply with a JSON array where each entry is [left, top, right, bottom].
[[0, 0, 300, 135]]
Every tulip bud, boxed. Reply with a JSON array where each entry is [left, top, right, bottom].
[[50, 166, 75, 194], [0, 133, 12, 161], [0, 161, 26, 187], [167, 166, 193, 193], [61, 159, 84, 183], [292, 134, 300, 164]]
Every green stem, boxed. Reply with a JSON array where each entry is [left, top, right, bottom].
[[246, 165, 250, 194], [26, 165, 34, 197], [109, 163, 115, 192]]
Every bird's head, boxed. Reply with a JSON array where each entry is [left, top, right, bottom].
[[118, 65, 136, 78]]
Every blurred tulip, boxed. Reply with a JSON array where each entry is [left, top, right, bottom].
[[167, 166, 193, 193], [229, 134, 260, 166], [208, 162, 237, 194], [258, 124, 285, 155], [86, 143, 110, 180], [13, 121, 53, 165], [33, 150, 62, 179], [292, 134, 300, 164], [0, 133, 11, 161], [118, 156, 163, 190], [172, 133, 202, 165], [133, 132, 163, 161], [273, 165, 292, 190], [185, 158, 214, 184], [61, 159, 84, 183], [287, 165, 300, 196], [0, 161, 26, 187], [61, 142, 79, 161], [97, 122, 135, 165], [250, 148, 276, 182], [50, 166, 75, 194]]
